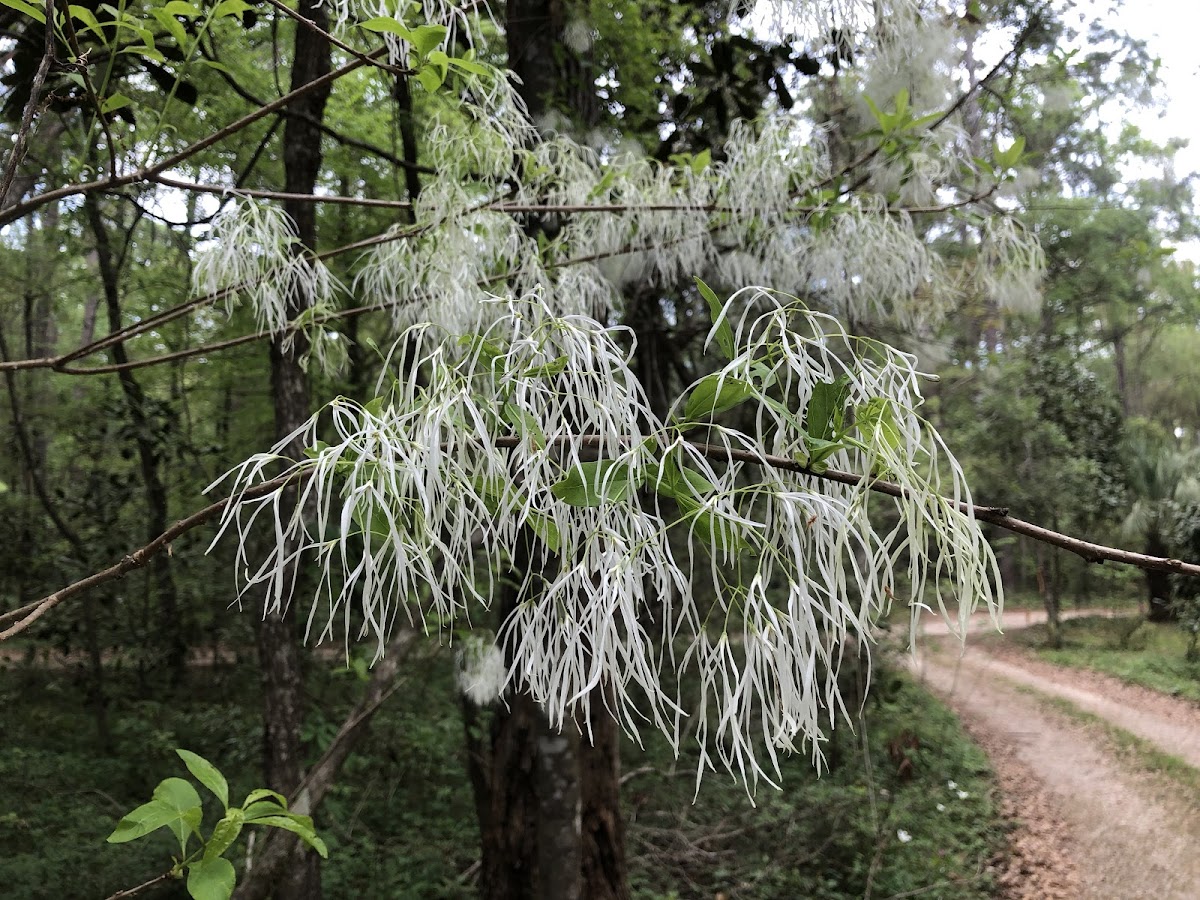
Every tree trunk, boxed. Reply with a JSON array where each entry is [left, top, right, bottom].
[[579, 689, 629, 900], [1145, 531, 1174, 622], [473, 6, 630, 899], [252, 1, 333, 896], [84, 195, 187, 680]]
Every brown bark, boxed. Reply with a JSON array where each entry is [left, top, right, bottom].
[[251, 0, 333, 896], [474, 9, 629, 898], [578, 690, 629, 900]]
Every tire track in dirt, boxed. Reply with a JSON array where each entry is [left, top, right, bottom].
[[917, 646, 1200, 899]]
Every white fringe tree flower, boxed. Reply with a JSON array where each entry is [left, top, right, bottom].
[[210, 285, 1001, 794]]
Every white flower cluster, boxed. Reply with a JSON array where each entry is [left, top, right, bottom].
[[192, 200, 341, 349], [212, 288, 1001, 792]]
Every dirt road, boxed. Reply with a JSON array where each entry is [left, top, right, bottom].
[[914, 619, 1200, 900]]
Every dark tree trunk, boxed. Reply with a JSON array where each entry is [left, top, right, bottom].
[[253, 1, 333, 896], [472, 6, 629, 900], [579, 689, 629, 900], [1145, 531, 1175, 622], [84, 195, 187, 680]]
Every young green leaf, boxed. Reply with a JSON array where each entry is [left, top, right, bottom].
[[802, 435, 847, 473], [650, 454, 717, 507], [504, 403, 547, 449], [694, 277, 735, 359], [243, 800, 289, 822], [253, 815, 330, 858], [203, 809, 245, 861], [682, 374, 756, 423], [107, 799, 191, 844], [551, 460, 639, 507], [0, 0, 44, 22], [856, 397, 905, 470], [805, 375, 851, 441], [176, 750, 229, 810], [242, 788, 288, 809], [411, 24, 448, 56], [187, 857, 236, 900], [358, 16, 412, 38]]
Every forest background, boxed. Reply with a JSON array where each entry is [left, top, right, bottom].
[[1, 0, 1199, 898]]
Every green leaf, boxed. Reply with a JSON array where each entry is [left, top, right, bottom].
[[459, 333, 506, 366], [151, 8, 187, 44], [303, 440, 330, 460], [253, 815, 329, 859], [99, 94, 134, 114], [682, 373, 756, 423], [243, 788, 288, 809], [187, 857, 236, 900], [154, 777, 204, 854], [856, 397, 905, 470], [995, 135, 1026, 170], [527, 512, 561, 554], [524, 355, 568, 378], [352, 502, 392, 543], [694, 277, 735, 359], [358, 15, 413, 38], [650, 455, 717, 508], [689, 509, 751, 555], [416, 66, 444, 92], [203, 809, 245, 861], [551, 460, 639, 507], [503, 403, 546, 449], [802, 436, 847, 473], [410, 24, 448, 56], [0, 0, 45, 22], [68, 4, 103, 33], [107, 800, 188, 844], [163, 0, 198, 16], [243, 800, 289, 822], [805, 375, 851, 441], [212, 0, 250, 17], [176, 750, 229, 810], [446, 55, 490, 77]]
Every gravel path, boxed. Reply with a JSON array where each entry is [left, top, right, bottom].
[[916, 629, 1200, 900]]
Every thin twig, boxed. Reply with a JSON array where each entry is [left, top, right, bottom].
[[0, 471, 309, 639], [0, 49, 386, 228], [260, 0, 409, 77], [0, 0, 55, 205], [102, 871, 176, 900]]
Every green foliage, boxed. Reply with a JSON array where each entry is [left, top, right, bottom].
[[0, 656, 1003, 899], [981, 615, 1200, 702], [107, 750, 327, 900], [628, 669, 1003, 899]]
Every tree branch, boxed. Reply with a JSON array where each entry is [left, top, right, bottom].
[[0, 0, 55, 206], [0, 471, 309, 639], [0, 49, 386, 228], [5, 436, 1198, 641]]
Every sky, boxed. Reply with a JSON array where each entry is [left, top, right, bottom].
[[1087, 0, 1200, 178]]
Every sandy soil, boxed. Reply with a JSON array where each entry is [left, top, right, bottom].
[[916, 629, 1200, 900]]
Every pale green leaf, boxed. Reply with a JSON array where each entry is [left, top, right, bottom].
[[176, 750, 229, 810], [187, 857, 236, 900]]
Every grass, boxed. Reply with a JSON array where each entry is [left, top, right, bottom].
[[978, 614, 1200, 703], [0, 654, 1007, 900]]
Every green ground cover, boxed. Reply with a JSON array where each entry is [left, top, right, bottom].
[[0, 655, 1006, 899], [981, 615, 1200, 703]]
